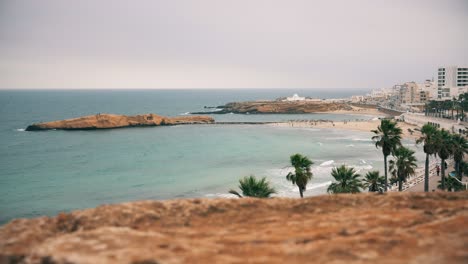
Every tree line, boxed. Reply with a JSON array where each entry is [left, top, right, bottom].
[[425, 92, 468, 121]]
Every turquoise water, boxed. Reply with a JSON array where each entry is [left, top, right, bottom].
[[0, 89, 424, 223]]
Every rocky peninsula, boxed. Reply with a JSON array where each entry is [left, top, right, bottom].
[[25, 113, 214, 131], [192, 100, 354, 114], [1, 192, 467, 263]]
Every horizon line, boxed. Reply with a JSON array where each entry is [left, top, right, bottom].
[[0, 87, 374, 91]]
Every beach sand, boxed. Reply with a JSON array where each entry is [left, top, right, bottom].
[[270, 119, 420, 139], [319, 105, 385, 116]]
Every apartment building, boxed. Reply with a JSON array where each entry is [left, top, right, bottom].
[[400, 82, 420, 104], [417, 79, 437, 100], [437, 66, 468, 99]]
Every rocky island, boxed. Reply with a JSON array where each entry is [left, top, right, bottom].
[[25, 113, 214, 131], [1, 192, 467, 263], [192, 100, 355, 114]]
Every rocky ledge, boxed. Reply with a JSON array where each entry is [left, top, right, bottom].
[[192, 101, 354, 114], [25, 114, 214, 131], [0, 193, 467, 263]]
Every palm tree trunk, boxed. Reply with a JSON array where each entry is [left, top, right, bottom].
[[384, 155, 388, 192], [441, 159, 445, 190], [398, 179, 402, 191], [424, 154, 429, 192], [299, 187, 303, 198]]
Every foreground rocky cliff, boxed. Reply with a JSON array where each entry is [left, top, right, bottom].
[[25, 114, 214, 131], [1, 193, 467, 264], [192, 101, 354, 114]]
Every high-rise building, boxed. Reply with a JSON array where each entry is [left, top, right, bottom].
[[437, 66, 468, 99]]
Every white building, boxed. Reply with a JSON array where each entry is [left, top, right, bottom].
[[417, 79, 437, 100], [351, 95, 364, 103], [437, 66, 468, 99], [285, 93, 305, 101]]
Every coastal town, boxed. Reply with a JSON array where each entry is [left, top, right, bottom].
[[279, 66, 467, 112], [274, 65, 468, 135]]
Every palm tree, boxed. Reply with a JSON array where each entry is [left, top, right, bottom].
[[362, 170, 386, 193], [427, 100, 437, 117], [416, 124, 439, 192], [286, 153, 313, 198], [436, 129, 453, 190], [438, 175, 464, 192], [229, 175, 276, 198], [371, 119, 402, 192], [327, 165, 362, 194], [451, 134, 468, 180], [389, 147, 418, 191]]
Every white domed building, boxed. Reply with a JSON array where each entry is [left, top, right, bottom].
[[285, 93, 305, 101]]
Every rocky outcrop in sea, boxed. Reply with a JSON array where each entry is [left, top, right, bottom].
[[25, 113, 215, 131], [191, 101, 354, 114]]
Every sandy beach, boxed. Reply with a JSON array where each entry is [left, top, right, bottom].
[[270, 119, 420, 139], [318, 105, 386, 116]]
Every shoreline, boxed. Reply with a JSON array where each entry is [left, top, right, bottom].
[[268, 119, 420, 140]]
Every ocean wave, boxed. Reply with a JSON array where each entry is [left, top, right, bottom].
[[179, 112, 190, 115], [307, 181, 332, 190], [320, 160, 334, 166], [346, 144, 354, 147], [16, 128, 25, 132], [352, 138, 370, 142], [205, 193, 237, 198], [351, 165, 373, 171]]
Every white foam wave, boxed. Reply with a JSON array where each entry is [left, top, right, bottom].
[[352, 138, 370, 142], [346, 144, 354, 147], [16, 128, 25, 132], [351, 165, 373, 172], [179, 112, 190, 115], [306, 181, 332, 190], [320, 160, 334, 166], [205, 193, 238, 198]]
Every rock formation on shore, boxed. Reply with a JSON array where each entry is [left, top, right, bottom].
[[192, 101, 354, 114], [1, 192, 467, 263], [25, 114, 214, 131]]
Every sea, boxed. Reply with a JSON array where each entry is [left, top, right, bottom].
[[0, 89, 426, 224]]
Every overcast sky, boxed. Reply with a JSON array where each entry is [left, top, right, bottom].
[[1, 0, 467, 89]]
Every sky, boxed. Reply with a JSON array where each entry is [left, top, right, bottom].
[[0, 0, 467, 89]]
